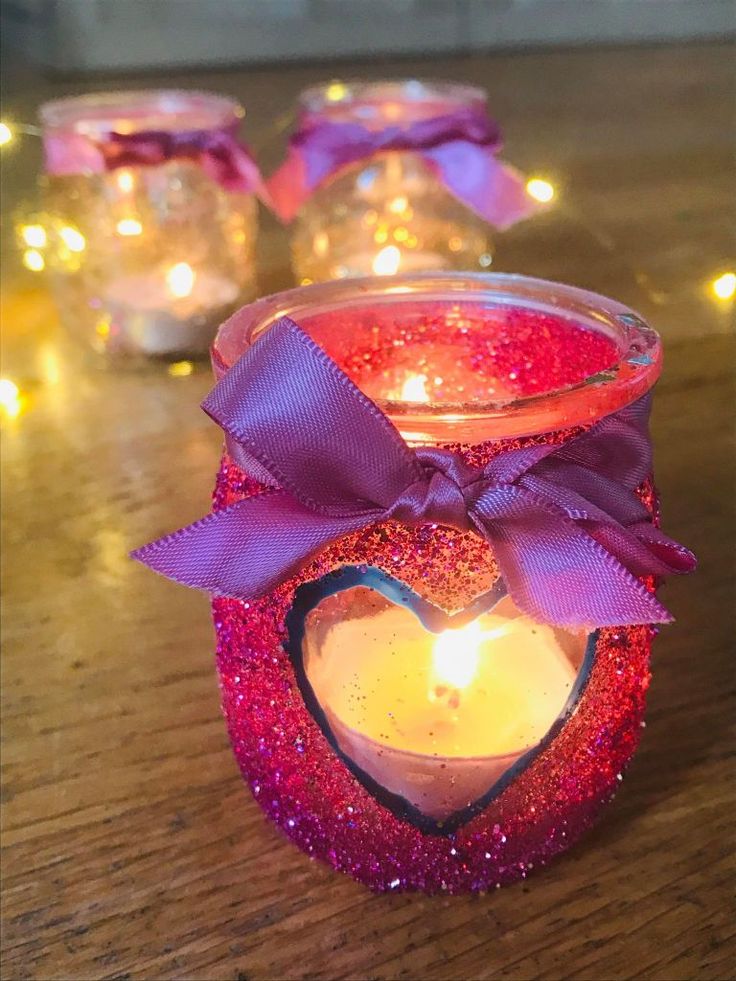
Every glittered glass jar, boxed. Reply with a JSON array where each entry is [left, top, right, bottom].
[[210, 273, 663, 893], [39, 90, 259, 360], [290, 81, 494, 283]]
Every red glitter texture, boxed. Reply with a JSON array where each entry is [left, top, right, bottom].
[[209, 307, 658, 893], [212, 456, 657, 895]]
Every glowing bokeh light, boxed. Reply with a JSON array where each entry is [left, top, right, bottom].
[[526, 177, 556, 203], [116, 169, 135, 193], [0, 122, 13, 146], [21, 224, 47, 248], [116, 218, 143, 236], [0, 379, 22, 418], [166, 262, 196, 298], [325, 81, 347, 102], [22, 249, 45, 272], [711, 271, 735, 301], [372, 245, 401, 276], [388, 195, 409, 215], [167, 360, 194, 378], [59, 226, 86, 252]]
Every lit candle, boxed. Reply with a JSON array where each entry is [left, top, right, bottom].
[[105, 263, 239, 357], [370, 244, 449, 276], [304, 592, 584, 821]]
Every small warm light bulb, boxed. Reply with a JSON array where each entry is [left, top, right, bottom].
[[526, 177, 556, 203], [431, 621, 484, 692], [21, 224, 47, 248], [372, 244, 401, 276], [116, 169, 135, 193], [22, 249, 45, 272], [167, 360, 194, 378], [0, 122, 13, 146], [388, 195, 408, 215], [711, 272, 735, 301], [59, 226, 86, 252], [166, 262, 196, 298], [325, 81, 347, 102], [399, 373, 430, 403], [116, 218, 143, 236], [0, 379, 22, 418]]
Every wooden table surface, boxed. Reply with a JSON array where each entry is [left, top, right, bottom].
[[1, 43, 734, 981]]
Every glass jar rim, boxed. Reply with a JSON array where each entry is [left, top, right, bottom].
[[212, 273, 662, 443], [299, 78, 487, 118], [39, 89, 244, 137]]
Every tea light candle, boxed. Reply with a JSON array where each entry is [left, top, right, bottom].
[[105, 263, 239, 357], [306, 595, 584, 821]]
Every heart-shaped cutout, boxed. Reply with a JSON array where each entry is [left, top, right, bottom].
[[286, 567, 595, 834]]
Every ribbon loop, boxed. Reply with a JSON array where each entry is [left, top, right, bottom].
[[45, 123, 266, 198], [133, 318, 696, 628], [267, 108, 539, 227]]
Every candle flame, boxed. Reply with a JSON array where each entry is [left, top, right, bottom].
[[432, 621, 483, 692], [372, 244, 401, 276], [166, 262, 195, 298], [429, 618, 516, 702], [399, 373, 430, 403]]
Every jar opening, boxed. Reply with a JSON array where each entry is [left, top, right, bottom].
[[213, 273, 662, 443], [299, 79, 486, 128], [40, 89, 243, 137]]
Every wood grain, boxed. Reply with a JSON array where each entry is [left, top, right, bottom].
[[1, 42, 734, 981]]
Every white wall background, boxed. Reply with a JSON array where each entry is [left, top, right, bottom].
[[2, 0, 734, 74]]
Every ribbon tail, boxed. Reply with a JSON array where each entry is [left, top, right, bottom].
[[626, 521, 697, 574], [471, 491, 673, 629], [266, 151, 311, 222], [422, 142, 540, 229], [201, 141, 270, 201], [131, 490, 375, 600]]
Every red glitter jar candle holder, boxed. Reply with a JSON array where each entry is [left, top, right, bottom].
[[138, 273, 693, 893]]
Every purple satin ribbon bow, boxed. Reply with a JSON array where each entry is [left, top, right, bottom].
[[267, 108, 538, 227], [133, 317, 695, 628], [101, 126, 265, 196], [44, 124, 265, 197]]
